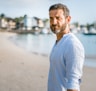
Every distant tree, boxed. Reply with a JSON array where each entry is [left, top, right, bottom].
[[14, 18, 19, 23], [14, 16, 24, 29], [43, 18, 49, 22], [72, 22, 79, 27], [43, 18, 49, 26], [86, 23, 94, 30], [24, 14, 27, 18], [93, 21, 96, 29], [14, 16, 23, 22], [19, 16, 24, 21], [0, 13, 5, 18]]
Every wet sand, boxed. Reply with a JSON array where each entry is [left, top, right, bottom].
[[0, 31, 96, 91]]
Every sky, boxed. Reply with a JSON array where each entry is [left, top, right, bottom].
[[0, 0, 96, 25]]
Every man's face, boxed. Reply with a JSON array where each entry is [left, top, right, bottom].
[[49, 9, 67, 34]]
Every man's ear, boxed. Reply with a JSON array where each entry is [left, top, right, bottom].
[[66, 16, 71, 24]]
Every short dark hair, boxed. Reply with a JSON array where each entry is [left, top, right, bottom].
[[49, 3, 70, 17]]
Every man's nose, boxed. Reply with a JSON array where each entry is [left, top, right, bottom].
[[52, 18, 57, 25]]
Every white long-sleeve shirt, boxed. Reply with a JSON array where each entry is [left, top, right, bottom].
[[48, 33, 85, 91]]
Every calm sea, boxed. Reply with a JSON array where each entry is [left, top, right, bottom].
[[9, 33, 96, 67]]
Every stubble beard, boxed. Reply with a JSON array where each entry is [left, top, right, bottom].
[[51, 23, 67, 34]]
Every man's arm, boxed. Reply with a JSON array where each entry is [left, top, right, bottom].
[[65, 41, 85, 91]]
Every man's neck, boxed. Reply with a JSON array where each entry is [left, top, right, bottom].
[[56, 33, 63, 42], [56, 30, 70, 42]]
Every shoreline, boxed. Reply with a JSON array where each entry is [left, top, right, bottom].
[[8, 31, 96, 68], [0, 31, 49, 91], [0, 31, 96, 91]]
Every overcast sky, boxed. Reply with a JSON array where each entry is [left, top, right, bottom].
[[0, 0, 96, 24]]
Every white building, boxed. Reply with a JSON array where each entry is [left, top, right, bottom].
[[23, 16, 32, 30], [0, 18, 7, 29], [23, 16, 44, 31]]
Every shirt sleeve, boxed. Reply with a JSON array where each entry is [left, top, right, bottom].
[[64, 41, 85, 90]]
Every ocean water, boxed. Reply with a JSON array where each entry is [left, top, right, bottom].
[[9, 33, 56, 55], [9, 33, 96, 67]]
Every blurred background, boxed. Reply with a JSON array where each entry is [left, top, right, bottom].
[[0, 0, 96, 67], [0, 0, 96, 91]]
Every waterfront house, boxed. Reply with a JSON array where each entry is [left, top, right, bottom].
[[23, 15, 32, 30], [0, 18, 7, 29], [7, 18, 16, 31]]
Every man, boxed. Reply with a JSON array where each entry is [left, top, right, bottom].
[[48, 3, 85, 91]]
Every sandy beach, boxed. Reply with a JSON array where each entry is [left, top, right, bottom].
[[0, 31, 96, 91]]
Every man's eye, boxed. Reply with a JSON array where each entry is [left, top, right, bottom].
[[50, 17, 53, 21], [56, 17, 60, 20]]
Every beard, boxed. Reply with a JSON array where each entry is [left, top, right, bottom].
[[50, 23, 67, 34]]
